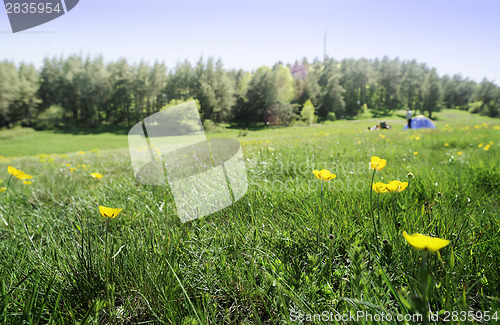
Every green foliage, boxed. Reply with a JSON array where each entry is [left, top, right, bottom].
[[2, 55, 500, 132], [326, 112, 336, 121], [34, 104, 65, 129], [300, 99, 316, 125]]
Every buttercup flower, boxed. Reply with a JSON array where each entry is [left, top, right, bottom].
[[0, 187, 6, 192], [91, 172, 103, 179], [313, 169, 336, 181], [99, 206, 123, 218], [372, 182, 388, 193], [23, 181, 32, 185], [370, 156, 387, 171], [457, 152, 463, 155], [8, 166, 33, 180], [402, 231, 450, 252], [386, 180, 408, 192]]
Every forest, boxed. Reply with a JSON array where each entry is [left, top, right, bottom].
[[0, 55, 499, 129]]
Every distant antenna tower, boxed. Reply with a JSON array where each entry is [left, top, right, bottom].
[[323, 30, 327, 60]]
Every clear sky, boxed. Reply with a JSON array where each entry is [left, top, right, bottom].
[[1, 0, 499, 83]]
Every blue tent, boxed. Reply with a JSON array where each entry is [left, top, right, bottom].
[[404, 115, 436, 129]]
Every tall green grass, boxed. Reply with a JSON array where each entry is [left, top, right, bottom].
[[0, 114, 499, 324]]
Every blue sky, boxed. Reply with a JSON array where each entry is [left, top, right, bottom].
[[1, 0, 499, 83]]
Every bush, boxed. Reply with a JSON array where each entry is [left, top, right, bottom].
[[300, 100, 317, 125], [326, 112, 336, 121], [34, 105, 64, 129], [202, 119, 226, 133]]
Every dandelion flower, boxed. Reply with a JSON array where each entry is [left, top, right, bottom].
[[91, 172, 103, 179], [0, 187, 6, 192], [415, 136, 420, 140], [444, 143, 449, 147], [402, 231, 450, 252], [484, 145, 491, 151], [99, 206, 123, 218], [313, 169, 336, 181], [370, 156, 387, 171], [457, 151, 463, 155], [372, 182, 388, 193], [386, 180, 408, 192], [478, 144, 483, 148], [413, 152, 418, 155], [77, 150, 86, 155], [23, 181, 32, 185]]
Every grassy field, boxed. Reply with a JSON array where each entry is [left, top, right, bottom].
[[0, 110, 499, 324]]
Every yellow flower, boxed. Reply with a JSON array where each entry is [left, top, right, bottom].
[[99, 206, 123, 218], [23, 181, 32, 185], [372, 182, 388, 193], [386, 180, 408, 192], [370, 156, 387, 171], [313, 169, 336, 181], [478, 143, 483, 148], [66, 163, 71, 167], [77, 150, 86, 155], [8, 166, 24, 178], [0, 187, 6, 192], [379, 134, 386, 139], [8, 166, 32, 180], [91, 172, 103, 179], [413, 152, 418, 155], [402, 231, 450, 252], [457, 151, 463, 155], [444, 143, 449, 147], [484, 145, 490, 151], [415, 136, 420, 140]]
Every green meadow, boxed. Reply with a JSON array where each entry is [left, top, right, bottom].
[[0, 110, 499, 324]]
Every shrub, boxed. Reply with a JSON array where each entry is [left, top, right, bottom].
[[34, 105, 64, 129]]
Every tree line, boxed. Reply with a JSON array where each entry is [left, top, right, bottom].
[[0, 55, 498, 129]]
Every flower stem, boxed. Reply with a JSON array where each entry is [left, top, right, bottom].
[[392, 192, 397, 231], [317, 180, 324, 252], [369, 169, 378, 236], [5, 175, 13, 193], [104, 217, 110, 305]]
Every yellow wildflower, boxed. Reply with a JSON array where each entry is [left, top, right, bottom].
[[313, 169, 336, 181], [386, 180, 408, 192], [99, 206, 123, 218], [403, 231, 450, 252], [372, 182, 388, 193], [370, 156, 387, 171]]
